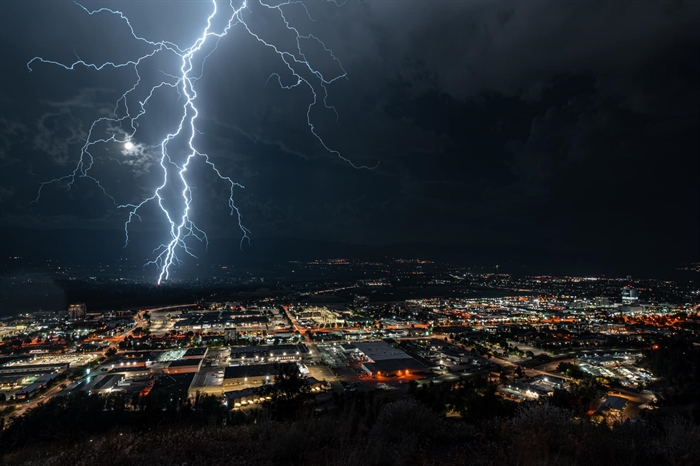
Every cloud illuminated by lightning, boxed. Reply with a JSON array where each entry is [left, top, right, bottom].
[[27, 0, 375, 283]]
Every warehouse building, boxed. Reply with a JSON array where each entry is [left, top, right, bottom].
[[351, 341, 433, 377], [165, 358, 203, 374], [223, 362, 298, 388]]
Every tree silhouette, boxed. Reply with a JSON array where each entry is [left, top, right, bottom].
[[258, 363, 313, 421]]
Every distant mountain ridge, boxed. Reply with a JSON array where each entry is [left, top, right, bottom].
[[0, 227, 694, 279]]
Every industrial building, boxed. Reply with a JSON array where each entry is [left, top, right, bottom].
[[173, 311, 269, 331], [228, 344, 309, 363], [223, 362, 298, 388], [342, 341, 433, 377], [165, 358, 204, 374], [222, 376, 324, 408]]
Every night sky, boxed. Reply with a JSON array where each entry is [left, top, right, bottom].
[[1, 0, 698, 275]]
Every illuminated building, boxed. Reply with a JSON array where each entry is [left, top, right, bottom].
[[621, 287, 639, 305], [68, 303, 87, 320]]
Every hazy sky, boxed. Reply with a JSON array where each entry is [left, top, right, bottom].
[[1, 0, 698, 270]]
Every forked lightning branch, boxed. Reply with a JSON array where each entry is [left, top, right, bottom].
[[28, 0, 374, 284]]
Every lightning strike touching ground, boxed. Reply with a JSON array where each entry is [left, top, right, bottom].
[[27, 0, 375, 284]]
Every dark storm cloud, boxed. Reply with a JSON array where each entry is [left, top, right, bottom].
[[0, 0, 698, 272], [359, 0, 699, 98]]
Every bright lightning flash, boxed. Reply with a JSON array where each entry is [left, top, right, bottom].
[[28, 0, 375, 284]]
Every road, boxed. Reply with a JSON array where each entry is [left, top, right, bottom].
[[280, 305, 349, 393], [9, 382, 66, 418], [97, 303, 198, 347], [281, 305, 327, 362], [281, 305, 309, 343]]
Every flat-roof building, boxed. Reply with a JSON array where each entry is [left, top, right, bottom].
[[229, 344, 309, 363], [183, 347, 208, 359], [223, 362, 297, 388], [166, 358, 203, 374], [223, 376, 324, 408], [353, 341, 433, 377], [0, 363, 70, 375]]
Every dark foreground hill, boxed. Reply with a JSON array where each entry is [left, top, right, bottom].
[[2, 397, 698, 466]]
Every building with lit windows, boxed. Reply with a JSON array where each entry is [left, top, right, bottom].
[[621, 287, 639, 305], [68, 303, 87, 320]]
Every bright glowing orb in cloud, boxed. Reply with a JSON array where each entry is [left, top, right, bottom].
[[124, 141, 134, 151]]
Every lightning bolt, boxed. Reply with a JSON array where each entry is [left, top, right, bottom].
[[28, 0, 376, 284]]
